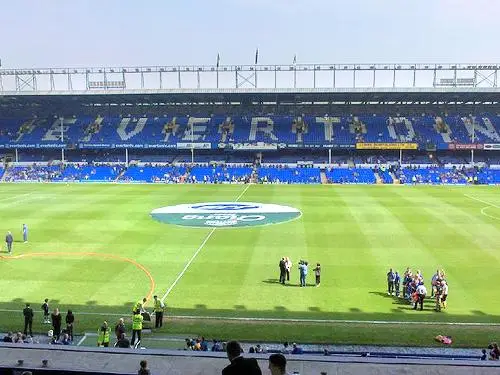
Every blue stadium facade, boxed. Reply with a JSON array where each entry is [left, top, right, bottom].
[[1, 63, 500, 185]]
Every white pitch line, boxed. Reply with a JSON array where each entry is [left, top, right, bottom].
[[160, 227, 217, 303], [160, 183, 251, 303], [0, 308, 498, 326], [76, 334, 87, 346], [233, 183, 251, 202], [0, 308, 124, 317], [169, 315, 500, 326], [464, 194, 500, 209], [481, 206, 500, 221], [0, 193, 32, 203]]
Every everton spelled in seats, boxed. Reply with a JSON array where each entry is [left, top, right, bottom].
[[1, 114, 500, 149]]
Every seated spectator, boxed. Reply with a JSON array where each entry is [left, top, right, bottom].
[[281, 341, 291, 354], [490, 342, 500, 360], [185, 338, 194, 350], [23, 335, 34, 344], [116, 333, 131, 348], [61, 333, 71, 345], [291, 343, 303, 354], [200, 337, 208, 351], [138, 360, 151, 375], [50, 336, 61, 345], [14, 332, 24, 344], [3, 332, 13, 342], [481, 349, 487, 360], [193, 338, 202, 351], [211, 339, 222, 352]]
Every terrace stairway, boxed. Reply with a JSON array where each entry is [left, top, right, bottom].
[[0, 164, 10, 181], [115, 169, 127, 182], [320, 170, 328, 184], [390, 172, 400, 184], [374, 171, 384, 184]]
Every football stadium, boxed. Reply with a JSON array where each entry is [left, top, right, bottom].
[[1, 2, 500, 375]]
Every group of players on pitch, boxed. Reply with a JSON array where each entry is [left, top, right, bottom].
[[386, 268, 449, 312]]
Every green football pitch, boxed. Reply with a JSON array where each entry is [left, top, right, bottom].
[[0, 183, 499, 347]]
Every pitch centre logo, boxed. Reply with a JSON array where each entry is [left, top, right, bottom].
[[150, 202, 301, 228]]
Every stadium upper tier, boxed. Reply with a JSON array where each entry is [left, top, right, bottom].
[[1, 114, 499, 150]]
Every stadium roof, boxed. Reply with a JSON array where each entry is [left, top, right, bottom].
[[1, 87, 499, 107], [1, 62, 499, 107]]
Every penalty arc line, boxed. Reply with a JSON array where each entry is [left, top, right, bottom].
[[0, 252, 156, 303], [160, 183, 251, 303], [481, 206, 500, 221], [464, 194, 500, 221], [464, 194, 500, 209]]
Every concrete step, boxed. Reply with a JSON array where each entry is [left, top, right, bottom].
[[320, 171, 328, 184], [390, 172, 400, 184]]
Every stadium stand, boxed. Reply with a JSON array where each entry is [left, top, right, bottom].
[[3, 163, 500, 185], [2, 114, 500, 148], [1, 112, 498, 185], [119, 165, 187, 183], [324, 168, 377, 184], [257, 166, 321, 184]]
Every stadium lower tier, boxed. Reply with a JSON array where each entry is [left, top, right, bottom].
[[2, 165, 499, 184], [4, 150, 500, 165]]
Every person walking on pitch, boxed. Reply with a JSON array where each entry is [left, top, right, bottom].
[[22, 224, 28, 243], [5, 231, 13, 254]]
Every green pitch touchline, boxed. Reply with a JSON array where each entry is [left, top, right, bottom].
[[160, 183, 252, 303]]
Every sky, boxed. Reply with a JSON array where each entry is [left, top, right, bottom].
[[1, 0, 499, 68], [0, 0, 499, 89]]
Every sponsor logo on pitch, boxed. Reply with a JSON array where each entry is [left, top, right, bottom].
[[150, 202, 301, 228]]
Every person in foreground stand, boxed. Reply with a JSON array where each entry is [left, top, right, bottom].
[[268, 353, 289, 375], [138, 359, 151, 375], [222, 340, 262, 375]]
